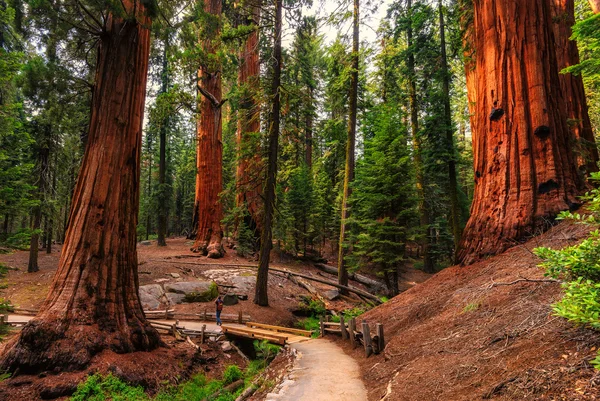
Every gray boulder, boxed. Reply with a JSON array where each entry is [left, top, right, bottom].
[[139, 284, 165, 310], [323, 289, 340, 301], [223, 294, 239, 306], [230, 275, 256, 294], [166, 293, 185, 305], [165, 281, 218, 302]]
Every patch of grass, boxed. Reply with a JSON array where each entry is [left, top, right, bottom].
[[222, 365, 243, 385], [72, 364, 255, 401], [71, 374, 149, 401], [462, 302, 480, 313], [296, 316, 320, 338]]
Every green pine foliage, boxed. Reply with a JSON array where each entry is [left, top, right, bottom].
[[535, 173, 600, 368]]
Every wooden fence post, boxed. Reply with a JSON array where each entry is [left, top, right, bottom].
[[376, 323, 385, 353], [203, 308, 207, 321], [201, 324, 206, 344], [320, 315, 325, 337], [340, 316, 348, 340], [238, 310, 243, 324], [362, 320, 373, 357], [349, 318, 356, 348]]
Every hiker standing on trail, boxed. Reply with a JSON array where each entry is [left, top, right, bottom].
[[215, 295, 224, 326]]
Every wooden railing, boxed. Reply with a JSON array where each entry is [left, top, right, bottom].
[[320, 315, 384, 357]]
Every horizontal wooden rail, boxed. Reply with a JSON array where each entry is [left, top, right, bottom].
[[221, 325, 286, 345], [246, 322, 312, 337]]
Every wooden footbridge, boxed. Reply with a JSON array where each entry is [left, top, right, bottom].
[[221, 322, 312, 345]]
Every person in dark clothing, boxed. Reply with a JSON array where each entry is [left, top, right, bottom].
[[215, 295, 224, 326]]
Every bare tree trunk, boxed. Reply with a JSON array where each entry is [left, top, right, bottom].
[[255, 0, 282, 307], [407, 0, 434, 273], [337, 0, 359, 294], [590, 0, 600, 13], [236, 2, 262, 239], [1, 2, 160, 373], [191, 0, 225, 258], [28, 133, 49, 273], [145, 132, 152, 240], [157, 41, 169, 247], [458, 0, 588, 265], [438, 0, 462, 261], [550, 0, 598, 173]]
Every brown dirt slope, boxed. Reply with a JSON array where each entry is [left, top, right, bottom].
[[350, 220, 600, 400]]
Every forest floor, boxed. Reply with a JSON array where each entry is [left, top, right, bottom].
[[0, 237, 429, 400], [339, 219, 600, 400], [0, 237, 429, 323]]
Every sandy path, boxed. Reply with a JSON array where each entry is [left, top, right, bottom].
[[267, 339, 367, 401]]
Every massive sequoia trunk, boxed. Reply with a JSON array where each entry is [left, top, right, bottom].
[[255, 0, 282, 307], [338, 0, 359, 292], [235, 3, 262, 239], [1, 2, 160, 373], [191, 0, 225, 258], [590, 0, 600, 13], [458, 0, 589, 265], [551, 0, 598, 173]]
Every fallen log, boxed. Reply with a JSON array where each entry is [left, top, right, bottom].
[[158, 261, 383, 303], [270, 268, 382, 304], [204, 379, 245, 401], [314, 263, 384, 291]]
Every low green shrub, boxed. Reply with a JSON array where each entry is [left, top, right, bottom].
[[222, 365, 243, 385], [71, 374, 149, 401], [534, 172, 600, 369]]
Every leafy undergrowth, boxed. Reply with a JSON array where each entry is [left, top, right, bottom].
[[70, 339, 281, 401], [295, 298, 372, 338], [71, 364, 258, 401]]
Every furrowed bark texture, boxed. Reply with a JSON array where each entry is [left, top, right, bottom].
[[255, 0, 282, 307], [1, 3, 161, 374], [458, 0, 588, 265], [551, 0, 598, 173], [192, 0, 225, 258], [338, 0, 359, 291], [590, 0, 600, 14], [235, 3, 263, 238]]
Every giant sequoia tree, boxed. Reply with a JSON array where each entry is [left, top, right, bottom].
[[235, 1, 262, 239], [458, 0, 592, 265], [1, 0, 161, 373], [192, 0, 226, 258]]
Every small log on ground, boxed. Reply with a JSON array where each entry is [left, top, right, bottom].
[[314, 263, 385, 291]]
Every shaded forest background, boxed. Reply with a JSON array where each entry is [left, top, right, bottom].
[[1, 0, 599, 296]]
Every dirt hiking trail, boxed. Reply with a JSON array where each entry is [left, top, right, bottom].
[[265, 338, 367, 401]]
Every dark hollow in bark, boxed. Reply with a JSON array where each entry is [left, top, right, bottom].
[[1, 3, 161, 374]]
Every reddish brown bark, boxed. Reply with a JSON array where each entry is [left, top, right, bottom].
[[458, 0, 587, 265], [551, 0, 598, 173], [590, 0, 600, 13], [1, 1, 160, 374], [192, 0, 225, 258], [235, 3, 262, 237]]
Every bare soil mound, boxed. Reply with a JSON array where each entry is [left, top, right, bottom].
[[345, 220, 600, 400]]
